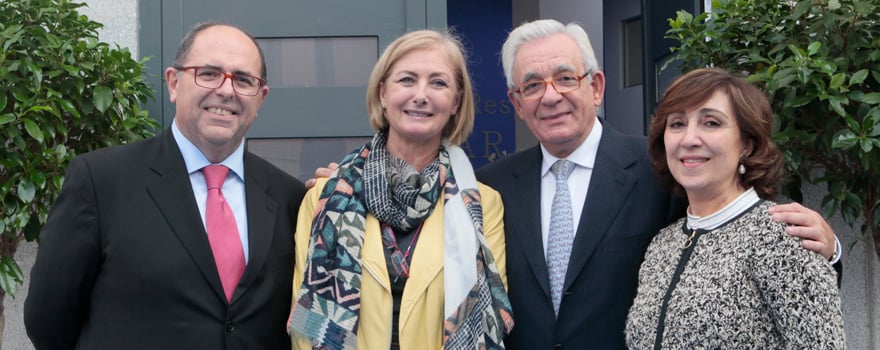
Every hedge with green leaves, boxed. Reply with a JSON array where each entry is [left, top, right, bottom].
[[666, 0, 880, 259], [0, 0, 158, 296]]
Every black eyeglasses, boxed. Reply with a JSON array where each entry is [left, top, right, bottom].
[[176, 66, 265, 96], [514, 72, 591, 100]]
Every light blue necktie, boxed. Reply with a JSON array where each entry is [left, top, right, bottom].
[[547, 159, 575, 317]]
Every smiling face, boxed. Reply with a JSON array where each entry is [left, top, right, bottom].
[[165, 25, 268, 162], [664, 90, 751, 212], [508, 33, 605, 158], [379, 45, 460, 150]]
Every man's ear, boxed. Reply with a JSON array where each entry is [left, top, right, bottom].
[[165, 67, 180, 103], [508, 90, 525, 120], [589, 70, 606, 107]]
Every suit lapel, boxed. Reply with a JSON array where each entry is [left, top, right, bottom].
[[361, 215, 390, 291], [509, 147, 553, 299], [145, 132, 227, 302], [359, 203, 445, 329], [398, 201, 444, 327], [564, 126, 639, 290], [230, 153, 278, 303]]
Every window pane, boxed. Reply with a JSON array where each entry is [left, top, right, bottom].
[[257, 37, 378, 87], [247, 137, 373, 180], [622, 17, 643, 88]]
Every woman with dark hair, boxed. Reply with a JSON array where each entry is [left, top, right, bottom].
[[625, 68, 844, 349]]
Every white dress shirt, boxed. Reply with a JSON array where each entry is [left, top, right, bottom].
[[539, 120, 603, 259], [172, 121, 250, 263]]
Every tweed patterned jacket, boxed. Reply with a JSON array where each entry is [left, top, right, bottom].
[[626, 201, 845, 349]]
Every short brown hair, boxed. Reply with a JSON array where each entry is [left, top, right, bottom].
[[365, 29, 474, 146], [648, 68, 783, 199]]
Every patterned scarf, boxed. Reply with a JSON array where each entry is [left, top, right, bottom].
[[288, 132, 514, 349], [364, 134, 442, 231]]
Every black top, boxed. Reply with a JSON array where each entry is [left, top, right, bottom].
[[383, 223, 422, 350]]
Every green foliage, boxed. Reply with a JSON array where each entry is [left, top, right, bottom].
[[0, 255, 24, 297], [666, 0, 880, 259], [0, 0, 159, 296]]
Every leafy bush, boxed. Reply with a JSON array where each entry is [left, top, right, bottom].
[[0, 0, 158, 297], [666, 0, 880, 260]]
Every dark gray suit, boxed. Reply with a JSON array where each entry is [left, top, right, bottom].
[[24, 131, 306, 349], [477, 123, 685, 349]]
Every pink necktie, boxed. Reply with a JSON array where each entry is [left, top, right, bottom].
[[203, 164, 245, 302]]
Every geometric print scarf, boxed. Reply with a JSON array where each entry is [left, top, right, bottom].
[[364, 132, 442, 232], [439, 139, 514, 349], [288, 132, 514, 349]]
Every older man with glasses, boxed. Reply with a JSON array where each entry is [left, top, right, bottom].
[[24, 22, 307, 350], [475, 19, 841, 350]]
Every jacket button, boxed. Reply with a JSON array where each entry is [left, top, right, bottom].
[[226, 322, 235, 333]]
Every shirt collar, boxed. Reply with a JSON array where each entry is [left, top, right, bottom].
[[171, 119, 245, 181], [686, 187, 760, 230], [540, 117, 603, 176]]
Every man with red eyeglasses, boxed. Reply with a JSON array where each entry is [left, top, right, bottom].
[[24, 22, 306, 350]]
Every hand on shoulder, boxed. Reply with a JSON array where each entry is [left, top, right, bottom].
[[768, 202, 836, 261], [305, 162, 339, 189]]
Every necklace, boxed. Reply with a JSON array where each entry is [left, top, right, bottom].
[[381, 222, 423, 283], [683, 229, 697, 249]]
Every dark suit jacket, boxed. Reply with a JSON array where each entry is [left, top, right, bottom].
[[24, 131, 306, 350], [477, 124, 686, 350]]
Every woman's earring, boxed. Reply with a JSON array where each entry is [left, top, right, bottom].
[[738, 163, 746, 175]]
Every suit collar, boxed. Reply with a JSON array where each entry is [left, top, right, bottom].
[[170, 121, 246, 179], [504, 147, 553, 298], [146, 132, 279, 305], [147, 132, 228, 302], [539, 118, 603, 173], [232, 153, 278, 303], [510, 124, 643, 301], [563, 125, 640, 290]]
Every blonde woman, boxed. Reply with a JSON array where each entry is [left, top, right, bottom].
[[288, 30, 513, 349]]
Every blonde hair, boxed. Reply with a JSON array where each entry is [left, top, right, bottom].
[[365, 29, 475, 145]]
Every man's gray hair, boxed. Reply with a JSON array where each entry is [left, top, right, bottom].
[[501, 19, 600, 90]]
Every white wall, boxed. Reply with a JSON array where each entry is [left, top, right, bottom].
[[80, 0, 140, 58], [802, 186, 880, 349]]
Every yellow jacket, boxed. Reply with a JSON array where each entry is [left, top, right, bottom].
[[291, 178, 507, 350]]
